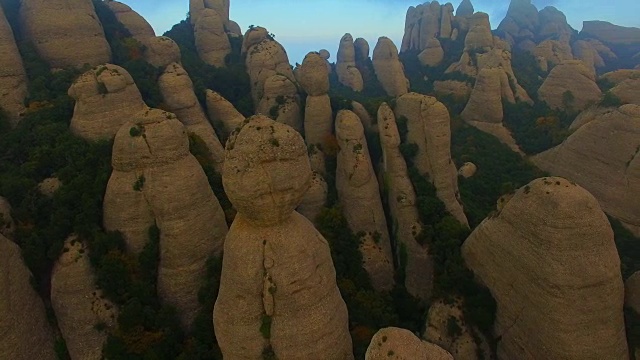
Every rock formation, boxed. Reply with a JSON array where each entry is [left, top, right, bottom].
[[51, 236, 117, 360], [458, 162, 477, 178], [158, 62, 226, 171], [297, 172, 328, 224], [255, 74, 303, 133], [626, 272, 640, 315], [69, 64, 147, 141], [532, 39, 574, 70], [205, 89, 245, 139], [299, 52, 333, 146], [213, 115, 353, 359], [573, 40, 606, 75], [105, 0, 155, 41], [104, 108, 228, 328], [401, 1, 455, 53], [395, 93, 469, 227], [365, 327, 453, 360], [611, 77, 640, 106], [0, 234, 56, 360], [372, 37, 409, 97], [0, 197, 14, 238], [423, 299, 492, 360], [569, 105, 616, 131], [419, 37, 444, 67], [142, 36, 181, 68], [352, 101, 375, 134], [336, 33, 364, 92], [38, 177, 62, 197], [19, 0, 111, 68], [462, 177, 629, 359], [456, 0, 474, 17], [354, 37, 370, 63], [461, 68, 508, 124], [378, 103, 432, 299], [0, 5, 27, 125], [538, 60, 602, 112], [193, 8, 231, 68], [336, 110, 395, 292], [532, 105, 640, 236], [581, 21, 640, 47]]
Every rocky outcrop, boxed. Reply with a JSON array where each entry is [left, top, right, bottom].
[[461, 68, 506, 124], [105, 0, 155, 41], [573, 40, 606, 75], [601, 69, 640, 85], [401, 1, 454, 53], [456, 0, 474, 17], [190, 0, 230, 25], [423, 299, 492, 360], [532, 104, 640, 236], [538, 60, 602, 112], [626, 271, 640, 315], [256, 74, 303, 133], [434, 80, 472, 99], [352, 101, 375, 134], [611, 77, 640, 106], [462, 177, 629, 359], [51, 236, 117, 360], [581, 21, 640, 47], [158, 62, 225, 171], [213, 115, 353, 359], [142, 36, 181, 68], [193, 8, 231, 68], [0, 197, 14, 238], [336, 33, 364, 92], [19, 0, 111, 69], [0, 5, 27, 125], [297, 172, 328, 224], [366, 327, 453, 360], [464, 12, 494, 51], [395, 93, 468, 227], [497, 0, 539, 44], [372, 37, 409, 97], [569, 105, 616, 131], [104, 108, 228, 328], [299, 52, 333, 145], [336, 110, 394, 292], [537, 6, 574, 43], [532, 39, 574, 70], [378, 103, 432, 300], [458, 162, 477, 178], [418, 37, 444, 67], [38, 177, 62, 197], [205, 89, 245, 138], [69, 64, 147, 141], [354, 37, 370, 63], [0, 234, 56, 360]]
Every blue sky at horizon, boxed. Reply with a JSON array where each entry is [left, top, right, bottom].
[[131, 0, 640, 65]]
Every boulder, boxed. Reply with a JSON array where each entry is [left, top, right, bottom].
[[51, 236, 117, 360], [336, 33, 364, 92], [297, 172, 328, 224], [104, 108, 228, 328], [38, 177, 62, 197], [0, 197, 13, 238], [458, 162, 477, 178], [142, 36, 181, 68], [69, 64, 147, 141], [105, 0, 155, 41], [462, 177, 629, 359], [19, 0, 111, 68], [158, 62, 225, 172], [241, 26, 269, 55], [0, 5, 27, 125], [214, 115, 353, 359], [365, 327, 453, 360], [532, 104, 640, 236], [0, 234, 56, 360], [298, 52, 330, 96], [418, 38, 444, 67], [378, 103, 432, 300], [395, 93, 469, 226], [538, 60, 602, 112], [336, 110, 395, 292], [194, 8, 230, 68], [205, 89, 245, 138], [372, 37, 409, 97]]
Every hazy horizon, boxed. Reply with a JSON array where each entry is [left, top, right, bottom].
[[132, 0, 640, 65]]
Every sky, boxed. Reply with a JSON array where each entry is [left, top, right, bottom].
[[132, 0, 640, 65]]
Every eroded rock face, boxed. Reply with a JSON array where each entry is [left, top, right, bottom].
[[214, 115, 353, 359], [0, 197, 14, 238], [158, 62, 225, 172], [401, 1, 454, 53], [354, 37, 370, 62], [462, 177, 629, 360], [256, 74, 302, 133], [105, 1, 155, 41], [51, 236, 117, 360], [378, 103, 432, 300], [336, 33, 364, 92], [205, 89, 245, 138], [372, 37, 409, 97], [297, 172, 328, 224], [69, 64, 147, 141], [538, 60, 602, 112], [461, 68, 505, 124], [366, 327, 453, 360], [626, 272, 640, 315], [104, 109, 228, 328], [19, 0, 111, 69], [142, 36, 181, 68], [581, 21, 640, 47], [0, 5, 27, 125], [419, 37, 444, 67], [299, 52, 330, 96], [194, 8, 231, 68], [0, 234, 56, 360], [611, 78, 640, 106], [395, 93, 469, 227], [532, 105, 640, 236], [336, 110, 395, 292], [456, 0, 474, 17]]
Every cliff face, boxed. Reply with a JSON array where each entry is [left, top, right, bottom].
[[0, 5, 27, 125], [19, 0, 111, 68], [462, 177, 628, 359], [214, 115, 353, 359], [104, 108, 228, 328]]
